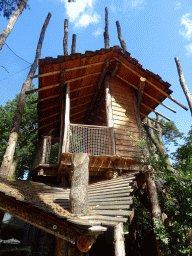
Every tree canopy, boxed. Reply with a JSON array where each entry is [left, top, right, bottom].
[[0, 0, 29, 19]]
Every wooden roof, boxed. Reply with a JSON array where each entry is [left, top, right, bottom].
[[0, 173, 138, 240], [37, 46, 173, 138]]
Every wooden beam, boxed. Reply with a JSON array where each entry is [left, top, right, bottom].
[[114, 58, 187, 111], [84, 59, 110, 123], [141, 103, 171, 121], [137, 77, 146, 108], [38, 120, 59, 130], [62, 83, 70, 153], [140, 113, 166, 127], [70, 83, 96, 93], [32, 61, 108, 79], [38, 93, 60, 103], [142, 122, 159, 132], [38, 103, 60, 113], [38, 112, 59, 122], [111, 61, 121, 78], [116, 74, 176, 113], [0, 192, 79, 244], [114, 222, 126, 256]]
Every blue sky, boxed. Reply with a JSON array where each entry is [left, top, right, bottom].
[[0, 0, 192, 154]]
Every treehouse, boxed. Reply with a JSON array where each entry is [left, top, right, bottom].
[[31, 46, 174, 184]]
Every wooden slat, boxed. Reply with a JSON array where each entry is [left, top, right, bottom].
[[32, 61, 106, 79], [38, 112, 59, 122], [116, 145, 140, 152], [70, 83, 96, 93], [38, 93, 60, 103], [93, 205, 130, 210], [89, 192, 131, 199], [38, 120, 59, 130], [81, 215, 128, 223], [92, 209, 131, 216], [89, 199, 133, 206]]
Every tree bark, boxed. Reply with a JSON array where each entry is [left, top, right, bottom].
[[55, 237, 68, 256], [116, 21, 127, 53], [70, 153, 89, 215], [0, 210, 5, 227], [104, 7, 109, 49], [129, 207, 137, 256], [63, 19, 68, 56], [114, 223, 125, 256], [175, 57, 192, 116], [71, 34, 76, 54], [0, 0, 28, 51], [0, 13, 51, 180]]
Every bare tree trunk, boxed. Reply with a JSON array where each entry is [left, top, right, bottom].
[[0, 0, 28, 51], [0, 210, 5, 227], [116, 21, 127, 53], [175, 57, 192, 116], [104, 7, 109, 49], [71, 34, 76, 54], [0, 13, 51, 180], [63, 19, 68, 56], [114, 223, 125, 256]]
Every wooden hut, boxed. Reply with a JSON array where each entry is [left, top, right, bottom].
[[31, 45, 173, 183]]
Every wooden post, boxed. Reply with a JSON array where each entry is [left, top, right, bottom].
[[70, 153, 89, 215], [104, 7, 109, 49], [116, 21, 127, 53], [55, 237, 68, 256], [63, 19, 68, 56], [62, 83, 70, 153], [71, 34, 76, 54], [175, 57, 192, 116], [129, 208, 137, 256], [137, 77, 146, 108], [114, 223, 125, 256], [105, 74, 116, 155], [58, 70, 66, 162]]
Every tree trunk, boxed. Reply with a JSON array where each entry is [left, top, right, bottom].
[[116, 21, 127, 53], [0, 210, 5, 227], [114, 223, 125, 256], [55, 237, 68, 256], [175, 57, 192, 116], [70, 153, 89, 215], [0, 0, 28, 51], [104, 7, 109, 49], [129, 207, 137, 256], [63, 19, 68, 56], [0, 13, 51, 180]]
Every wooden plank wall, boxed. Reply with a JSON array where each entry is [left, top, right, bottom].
[[110, 77, 142, 159]]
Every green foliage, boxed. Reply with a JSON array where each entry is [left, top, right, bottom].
[[0, 0, 29, 19], [153, 218, 190, 255], [132, 120, 192, 255], [0, 84, 38, 179]]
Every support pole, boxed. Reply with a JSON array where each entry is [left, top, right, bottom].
[[70, 153, 89, 215], [0, 209, 5, 227], [105, 73, 116, 155], [114, 222, 125, 256], [63, 19, 68, 56], [129, 207, 137, 256], [175, 57, 192, 116], [104, 7, 109, 49], [116, 21, 127, 53], [71, 34, 76, 54], [62, 83, 70, 153]]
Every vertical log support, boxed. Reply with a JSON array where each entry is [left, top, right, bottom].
[[62, 83, 70, 153], [132, 89, 163, 255], [116, 21, 127, 53], [175, 57, 192, 116], [129, 207, 137, 256], [114, 223, 125, 256], [137, 77, 146, 108], [70, 153, 89, 215], [71, 34, 77, 54], [104, 7, 109, 49], [105, 74, 116, 155], [63, 19, 68, 56], [58, 70, 66, 162]]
